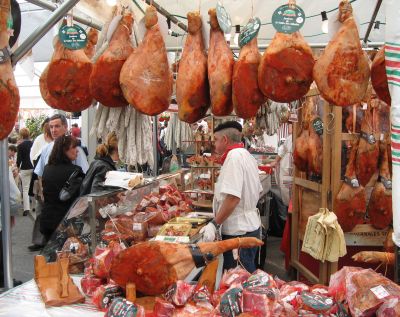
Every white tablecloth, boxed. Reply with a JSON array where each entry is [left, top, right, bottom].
[[0, 276, 103, 317]]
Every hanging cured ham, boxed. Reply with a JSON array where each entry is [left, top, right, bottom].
[[110, 237, 263, 295], [233, 37, 264, 119], [84, 28, 99, 60], [90, 13, 134, 108], [367, 142, 392, 229], [335, 140, 366, 232], [177, 12, 209, 123], [39, 65, 58, 108], [208, 8, 234, 116], [355, 107, 379, 186], [293, 98, 322, 175], [120, 6, 172, 116], [46, 35, 93, 112], [258, 32, 314, 103], [313, 1, 370, 107], [371, 47, 391, 105], [0, 0, 20, 140]]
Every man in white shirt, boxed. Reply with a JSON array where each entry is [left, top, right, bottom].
[[271, 124, 293, 206], [200, 121, 262, 272]]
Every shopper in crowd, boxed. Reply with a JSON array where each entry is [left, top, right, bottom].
[[40, 135, 84, 243], [200, 121, 262, 273], [80, 132, 119, 195], [30, 118, 52, 164], [16, 128, 34, 216], [0, 168, 23, 287], [29, 114, 88, 251], [71, 123, 81, 138], [27, 120, 52, 251], [270, 124, 293, 206], [8, 144, 17, 166]]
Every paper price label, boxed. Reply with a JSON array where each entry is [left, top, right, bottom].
[[132, 223, 143, 231], [272, 4, 305, 34], [370, 285, 390, 299], [59, 24, 88, 50], [239, 17, 261, 48], [216, 1, 232, 34]]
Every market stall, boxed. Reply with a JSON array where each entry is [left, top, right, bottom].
[[0, 0, 399, 315]]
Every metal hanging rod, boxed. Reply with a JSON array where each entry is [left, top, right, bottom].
[[363, 0, 383, 44], [143, 0, 187, 32], [11, 0, 81, 66], [25, 0, 102, 30], [166, 42, 384, 52]]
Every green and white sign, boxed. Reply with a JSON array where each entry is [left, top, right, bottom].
[[312, 117, 324, 135], [59, 24, 88, 50], [216, 1, 232, 34], [239, 17, 261, 48], [272, 4, 305, 34]]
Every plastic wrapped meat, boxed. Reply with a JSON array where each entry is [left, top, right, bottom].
[[328, 266, 363, 302], [346, 269, 400, 317], [242, 287, 278, 316], [164, 281, 196, 307], [58, 237, 89, 273], [376, 297, 400, 316], [296, 291, 334, 314], [279, 281, 310, 304], [154, 297, 175, 317], [172, 303, 213, 316], [93, 241, 123, 279], [242, 269, 277, 290], [220, 266, 251, 290], [80, 275, 105, 297], [218, 286, 243, 317], [92, 283, 123, 311], [105, 297, 145, 317]]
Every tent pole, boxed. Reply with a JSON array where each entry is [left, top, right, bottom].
[[363, 0, 383, 45], [143, 0, 187, 32], [0, 140, 12, 289], [24, 0, 102, 30], [11, 0, 81, 66], [153, 116, 158, 176]]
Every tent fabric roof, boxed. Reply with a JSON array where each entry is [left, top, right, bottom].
[[18, 0, 385, 63]]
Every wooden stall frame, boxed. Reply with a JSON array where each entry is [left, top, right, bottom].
[[290, 88, 334, 285]]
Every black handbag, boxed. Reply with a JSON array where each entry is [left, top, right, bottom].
[[59, 169, 84, 202]]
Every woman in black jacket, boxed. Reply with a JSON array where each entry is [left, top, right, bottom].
[[40, 135, 84, 243], [80, 132, 119, 195]]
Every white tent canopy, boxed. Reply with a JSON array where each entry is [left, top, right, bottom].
[[18, 0, 386, 63]]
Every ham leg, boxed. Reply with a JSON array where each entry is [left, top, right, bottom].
[[258, 32, 314, 102], [335, 140, 366, 232], [84, 28, 99, 60], [208, 8, 234, 116], [313, 1, 370, 107], [367, 141, 392, 229], [293, 97, 322, 175], [120, 6, 172, 116], [90, 13, 134, 108], [46, 36, 93, 112], [371, 47, 391, 105], [110, 237, 263, 295], [0, 0, 20, 140], [355, 107, 379, 186], [177, 12, 209, 123], [233, 37, 264, 119]]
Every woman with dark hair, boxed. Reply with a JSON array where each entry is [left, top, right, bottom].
[[40, 135, 84, 243], [80, 132, 119, 195]]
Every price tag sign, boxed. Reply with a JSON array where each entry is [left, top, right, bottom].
[[216, 1, 232, 34], [370, 285, 390, 299], [59, 24, 88, 50], [272, 4, 305, 34], [312, 117, 324, 135], [239, 17, 261, 48]]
